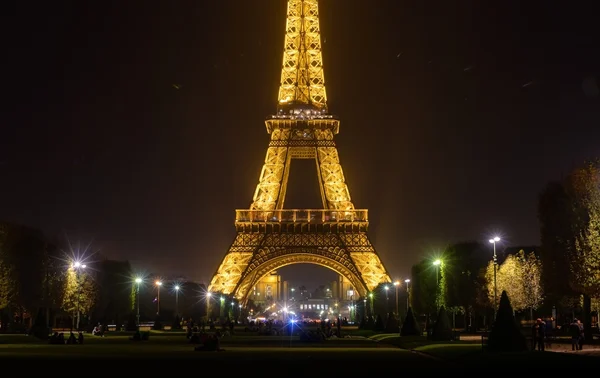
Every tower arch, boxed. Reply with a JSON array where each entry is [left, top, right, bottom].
[[232, 248, 368, 303]]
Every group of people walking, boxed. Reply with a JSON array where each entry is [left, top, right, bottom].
[[569, 318, 585, 351], [532, 318, 588, 352]]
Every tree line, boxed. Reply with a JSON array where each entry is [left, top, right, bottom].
[[0, 222, 208, 333], [410, 160, 600, 336]]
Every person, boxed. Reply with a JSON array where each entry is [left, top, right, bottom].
[[577, 319, 584, 350], [531, 322, 538, 350], [535, 318, 545, 351], [569, 319, 581, 351], [67, 332, 77, 344]]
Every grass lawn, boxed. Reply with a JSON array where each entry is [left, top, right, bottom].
[[2, 333, 600, 375]]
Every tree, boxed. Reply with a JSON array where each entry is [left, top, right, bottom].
[[62, 267, 97, 327], [92, 259, 133, 326], [442, 242, 490, 329], [400, 307, 421, 336], [487, 291, 528, 352], [431, 306, 452, 341], [564, 162, 600, 340], [0, 223, 48, 330], [410, 260, 437, 317], [518, 250, 544, 318], [538, 181, 579, 310], [484, 251, 543, 315]]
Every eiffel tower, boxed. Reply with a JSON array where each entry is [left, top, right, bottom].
[[208, 0, 391, 302]]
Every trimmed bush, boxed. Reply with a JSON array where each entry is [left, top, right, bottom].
[[385, 312, 399, 333], [30, 308, 49, 340], [359, 316, 367, 330], [487, 291, 528, 352], [431, 306, 452, 341], [366, 315, 375, 330], [400, 307, 421, 336], [153, 315, 163, 331], [374, 314, 384, 331], [172, 314, 182, 330], [125, 311, 137, 331]]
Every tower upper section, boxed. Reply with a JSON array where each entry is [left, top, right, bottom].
[[276, 0, 329, 116]]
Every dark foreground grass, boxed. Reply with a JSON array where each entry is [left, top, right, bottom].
[[1, 334, 599, 375]]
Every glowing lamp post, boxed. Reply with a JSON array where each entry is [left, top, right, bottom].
[[433, 259, 441, 285], [206, 292, 212, 320], [174, 285, 180, 317], [135, 278, 142, 327], [393, 281, 400, 315], [489, 236, 501, 317], [404, 279, 411, 310], [155, 281, 162, 315], [72, 261, 87, 331]]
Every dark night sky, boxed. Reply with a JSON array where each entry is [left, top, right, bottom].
[[3, 1, 599, 288]]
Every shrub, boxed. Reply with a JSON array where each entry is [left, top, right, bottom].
[[487, 291, 528, 352], [385, 312, 399, 333], [172, 314, 182, 330], [359, 316, 367, 330], [30, 308, 49, 340], [125, 312, 137, 331], [400, 307, 421, 336], [431, 306, 453, 341], [153, 315, 163, 331], [374, 314, 384, 331]]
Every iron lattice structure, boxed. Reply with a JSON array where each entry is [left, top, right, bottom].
[[209, 0, 391, 302]]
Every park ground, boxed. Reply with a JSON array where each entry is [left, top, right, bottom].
[[1, 329, 599, 375]]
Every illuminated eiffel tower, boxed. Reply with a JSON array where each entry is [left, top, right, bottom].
[[208, 0, 391, 302]]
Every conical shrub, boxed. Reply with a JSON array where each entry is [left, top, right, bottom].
[[172, 314, 182, 330], [488, 291, 528, 352], [374, 314, 384, 331], [125, 311, 137, 331], [431, 306, 452, 341], [384, 312, 399, 333], [359, 316, 367, 330], [400, 307, 421, 336]]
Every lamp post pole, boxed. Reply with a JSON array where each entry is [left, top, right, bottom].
[[135, 278, 142, 328], [72, 262, 86, 331], [206, 292, 212, 321], [405, 279, 411, 311], [393, 282, 400, 316], [489, 237, 500, 318], [155, 281, 162, 315], [175, 285, 180, 317]]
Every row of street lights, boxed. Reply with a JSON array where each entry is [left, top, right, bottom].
[[428, 236, 501, 317], [133, 278, 182, 327]]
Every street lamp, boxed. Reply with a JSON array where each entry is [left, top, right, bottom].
[[405, 279, 411, 310], [433, 259, 441, 285], [489, 236, 501, 317], [206, 292, 212, 320], [72, 262, 86, 331], [384, 285, 390, 313], [155, 281, 162, 315], [174, 285, 180, 317], [393, 281, 400, 315], [135, 278, 142, 327]]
